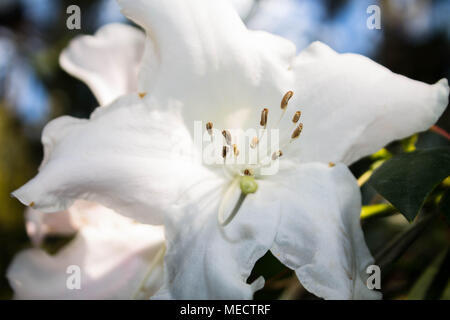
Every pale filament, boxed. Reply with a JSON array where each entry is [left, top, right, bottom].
[[206, 91, 303, 178]]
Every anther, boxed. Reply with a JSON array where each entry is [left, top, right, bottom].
[[29, 201, 35, 207], [138, 92, 147, 99], [206, 122, 213, 135], [260, 108, 268, 128], [281, 91, 293, 110], [272, 150, 283, 160], [272, 150, 283, 161], [233, 144, 240, 157], [243, 169, 253, 176], [328, 162, 335, 167], [292, 111, 301, 123], [291, 123, 303, 140], [222, 130, 232, 145], [250, 136, 259, 149], [222, 146, 229, 159]]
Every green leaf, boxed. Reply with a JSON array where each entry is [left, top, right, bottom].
[[439, 189, 450, 225], [369, 148, 450, 222]]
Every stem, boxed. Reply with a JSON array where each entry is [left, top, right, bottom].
[[430, 125, 450, 141], [357, 170, 373, 187], [360, 204, 397, 221]]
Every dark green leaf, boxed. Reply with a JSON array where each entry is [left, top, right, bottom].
[[369, 148, 450, 221], [439, 189, 450, 225]]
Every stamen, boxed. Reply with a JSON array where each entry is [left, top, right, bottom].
[[281, 91, 293, 110], [260, 108, 268, 128], [328, 162, 335, 167], [275, 91, 294, 128], [206, 122, 214, 142], [29, 201, 35, 207], [222, 130, 232, 145], [291, 123, 303, 140], [233, 144, 239, 157], [206, 122, 213, 135], [272, 150, 283, 160], [292, 111, 301, 123], [222, 146, 229, 159], [138, 92, 147, 98], [244, 168, 254, 176], [250, 136, 259, 149]]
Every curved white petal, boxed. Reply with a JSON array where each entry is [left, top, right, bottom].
[[118, 1, 447, 165], [12, 95, 209, 225], [153, 176, 281, 299], [270, 162, 381, 300], [118, 0, 296, 131], [289, 42, 449, 165], [7, 207, 165, 299], [60, 23, 146, 105]]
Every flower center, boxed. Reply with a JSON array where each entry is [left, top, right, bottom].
[[211, 91, 304, 226], [204, 91, 303, 181]]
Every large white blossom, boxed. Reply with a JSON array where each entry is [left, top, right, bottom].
[[8, 24, 165, 300], [10, 0, 449, 300]]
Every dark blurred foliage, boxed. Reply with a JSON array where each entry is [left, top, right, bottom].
[[0, 0, 448, 299]]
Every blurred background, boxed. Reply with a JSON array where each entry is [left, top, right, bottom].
[[0, 0, 449, 299]]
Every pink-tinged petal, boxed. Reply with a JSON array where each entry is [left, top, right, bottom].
[[25, 200, 142, 246], [8, 210, 165, 299]]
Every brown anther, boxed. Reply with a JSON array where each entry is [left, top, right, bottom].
[[260, 108, 268, 127], [243, 169, 253, 176], [281, 91, 294, 110], [29, 201, 35, 207], [233, 144, 239, 157], [272, 150, 283, 160], [291, 123, 303, 140], [138, 92, 147, 99], [250, 136, 259, 149], [222, 130, 232, 145], [206, 122, 213, 135], [292, 111, 301, 123], [222, 146, 229, 159], [328, 162, 335, 167]]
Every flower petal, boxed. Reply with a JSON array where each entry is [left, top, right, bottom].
[[289, 42, 449, 165], [60, 23, 146, 105], [117, 1, 448, 164], [7, 207, 165, 299], [12, 95, 210, 225], [118, 0, 296, 130], [25, 200, 142, 246], [153, 176, 282, 299], [270, 162, 381, 299], [25, 207, 75, 246]]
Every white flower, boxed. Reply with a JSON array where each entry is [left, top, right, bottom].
[[8, 201, 165, 299], [8, 24, 164, 300], [11, 0, 449, 300]]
